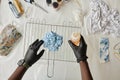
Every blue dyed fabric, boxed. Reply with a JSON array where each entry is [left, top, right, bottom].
[[100, 38, 109, 62], [43, 31, 63, 51]]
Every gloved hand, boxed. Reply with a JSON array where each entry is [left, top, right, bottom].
[[24, 39, 45, 66], [68, 35, 88, 63]]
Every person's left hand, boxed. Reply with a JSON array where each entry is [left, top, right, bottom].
[[24, 39, 45, 67], [68, 35, 88, 63]]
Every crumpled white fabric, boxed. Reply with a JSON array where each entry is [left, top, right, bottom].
[[88, 0, 120, 37]]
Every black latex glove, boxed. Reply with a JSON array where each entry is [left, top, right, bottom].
[[24, 39, 45, 66], [68, 35, 88, 63]]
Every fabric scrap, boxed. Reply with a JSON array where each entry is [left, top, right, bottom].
[[99, 38, 109, 63], [0, 24, 22, 56]]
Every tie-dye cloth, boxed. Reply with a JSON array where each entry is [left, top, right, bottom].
[[99, 38, 109, 63], [43, 31, 63, 51], [0, 24, 22, 56]]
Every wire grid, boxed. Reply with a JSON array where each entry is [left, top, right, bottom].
[[23, 19, 82, 62], [113, 42, 120, 61]]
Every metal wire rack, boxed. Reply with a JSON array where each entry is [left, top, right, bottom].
[[23, 19, 82, 78], [113, 42, 120, 61]]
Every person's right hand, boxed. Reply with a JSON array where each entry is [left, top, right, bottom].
[[68, 35, 88, 63], [24, 39, 45, 67]]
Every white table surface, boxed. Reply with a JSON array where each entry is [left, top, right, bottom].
[[0, 0, 120, 80]]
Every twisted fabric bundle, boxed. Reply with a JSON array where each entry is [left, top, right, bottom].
[[88, 0, 120, 37], [43, 31, 63, 51]]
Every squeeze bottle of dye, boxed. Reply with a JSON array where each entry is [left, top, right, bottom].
[[71, 32, 81, 46], [8, 1, 21, 18]]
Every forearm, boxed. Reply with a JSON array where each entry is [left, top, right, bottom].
[[8, 66, 27, 80], [79, 61, 93, 80]]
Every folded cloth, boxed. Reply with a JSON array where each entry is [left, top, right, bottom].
[[0, 24, 22, 56]]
